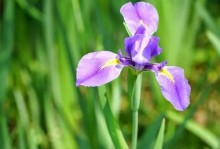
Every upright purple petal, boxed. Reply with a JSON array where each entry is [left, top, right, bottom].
[[120, 2, 140, 35], [155, 66, 191, 111], [131, 35, 151, 64], [124, 34, 143, 58], [76, 51, 123, 87], [120, 2, 159, 35], [134, 2, 159, 35], [143, 36, 162, 58], [124, 35, 162, 65]]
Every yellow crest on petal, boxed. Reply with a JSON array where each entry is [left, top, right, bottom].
[[101, 58, 120, 69], [159, 68, 175, 83]]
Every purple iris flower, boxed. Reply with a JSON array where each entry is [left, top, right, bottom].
[[76, 2, 191, 111]]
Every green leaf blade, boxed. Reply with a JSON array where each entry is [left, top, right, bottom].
[[154, 118, 165, 149]]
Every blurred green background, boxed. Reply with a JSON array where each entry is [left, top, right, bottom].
[[1, 0, 220, 148]]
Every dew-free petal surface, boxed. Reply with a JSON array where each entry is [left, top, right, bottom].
[[155, 66, 191, 111], [134, 2, 159, 35], [120, 2, 159, 35], [120, 2, 140, 35], [76, 51, 123, 87], [142, 36, 162, 59], [124, 35, 161, 65]]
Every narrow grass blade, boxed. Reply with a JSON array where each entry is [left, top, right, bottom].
[[154, 118, 165, 149], [27, 127, 38, 149], [14, 89, 29, 128], [206, 30, 220, 56], [0, 0, 14, 148], [166, 111, 220, 149], [17, 120, 26, 149], [196, 1, 220, 36], [0, 113, 12, 149], [44, 0, 62, 106], [15, 0, 42, 21], [94, 98, 114, 149], [98, 86, 128, 149], [137, 113, 165, 149], [123, 22, 132, 36], [71, 0, 84, 32], [111, 79, 122, 117], [44, 96, 63, 149]]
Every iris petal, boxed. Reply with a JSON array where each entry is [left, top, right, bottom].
[[120, 2, 140, 35], [76, 51, 123, 87], [120, 2, 159, 36], [134, 2, 159, 35], [124, 34, 144, 58], [124, 35, 162, 65], [143, 61, 167, 72], [155, 66, 191, 111], [143, 36, 162, 59]]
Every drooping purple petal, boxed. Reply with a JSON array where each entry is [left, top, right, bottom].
[[76, 51, 123, 87], [120, 2, 159, 35], [155, 66, 191, 111], [124, 35, 162, 65]]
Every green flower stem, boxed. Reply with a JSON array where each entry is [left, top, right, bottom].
[[128, 69, 142, 149], [131, 73, 142, 111], [131, 110, 138, 149]]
